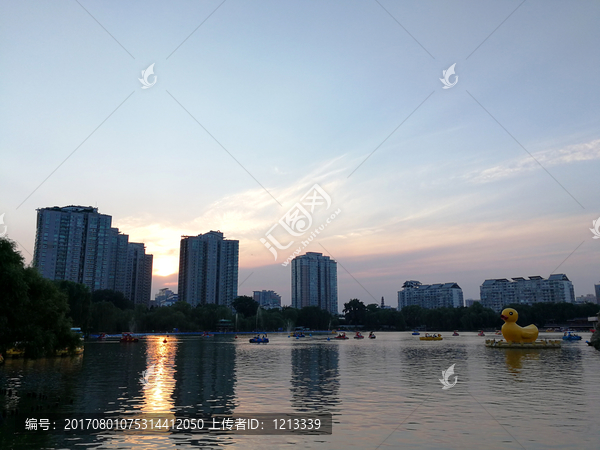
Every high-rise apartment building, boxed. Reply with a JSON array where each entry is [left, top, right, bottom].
[[107, 228, 129, 294], [480, 274, 575, 312], [253, 290, 282, 309], [291, 252, 337, 314], [178, 231, 239, 308], [125, 243, 154, 306], [33, 206, 153, 305], [397, 280, 463, 310], [34, 206, 112, 291]]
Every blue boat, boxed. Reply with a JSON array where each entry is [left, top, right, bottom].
[[412, 330, 420, 336], [562, 332, 582, 341], [249, 335, 269, 344]]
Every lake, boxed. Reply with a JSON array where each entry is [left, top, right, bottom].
[[1, 332, 599, 449]]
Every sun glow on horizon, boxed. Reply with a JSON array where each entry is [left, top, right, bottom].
[[152, 256, 179, 277]]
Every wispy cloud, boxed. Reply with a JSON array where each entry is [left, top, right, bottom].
[[114, 154, 353, 276], [466, 139, 600, 183]]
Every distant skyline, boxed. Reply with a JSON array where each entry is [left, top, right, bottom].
[[1, 1, 599, 311]]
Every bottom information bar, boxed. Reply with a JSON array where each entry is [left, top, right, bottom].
[[8, 413, 333, 435]]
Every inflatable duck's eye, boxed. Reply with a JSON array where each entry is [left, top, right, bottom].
[[509, 312, 513, 315]]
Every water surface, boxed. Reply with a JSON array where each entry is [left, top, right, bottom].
[[1, 332, 598, 449]]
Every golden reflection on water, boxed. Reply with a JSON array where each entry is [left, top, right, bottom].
[[142, 336, 178, 413], [504, 349, 541, 374]]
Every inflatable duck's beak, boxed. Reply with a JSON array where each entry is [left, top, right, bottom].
[[500, 314, 508, 321]]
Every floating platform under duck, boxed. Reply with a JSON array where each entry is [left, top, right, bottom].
[[485, 339, 562, 349]]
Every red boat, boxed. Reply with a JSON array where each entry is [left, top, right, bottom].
[[120, 333, 139, 343], [354, 332, 365, 339], [335, 333, 349, 340], [477, 330, 485, 337]]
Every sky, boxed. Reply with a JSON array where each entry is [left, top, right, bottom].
[[1, 0, 599, 311]]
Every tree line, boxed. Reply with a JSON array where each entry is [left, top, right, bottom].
[[2, 237, 598, 357], [343, 298, 599, 331], [43, 290, 600, 336]]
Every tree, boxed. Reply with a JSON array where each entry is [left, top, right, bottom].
[[0, 238, 79, 357], [343, 299, 367, 325], [366, 303, 379, 313], [401, 305, 425, 329], [232, 295, 259, 317], [297, 306, 332, 330], [281, 306, 299, 330], [0, 238, 28, 350], [55, 280, 92, 331], [92, 289, 133, 310]]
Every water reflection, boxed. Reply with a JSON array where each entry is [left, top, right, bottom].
[[503, 349, 540, 374], [142, 336, 177, 413], [399, 345, 469, 390], [0, 355, 85, 450], [174, 338, 236, 415], [290, 344, 340, 412]]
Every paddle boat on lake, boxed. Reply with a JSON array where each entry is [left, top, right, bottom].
[[354, 332, 365, 339], [120, 333, 139, 343], [335, 332, 349, 340], [420, 333, 443, 341], [368, 331, 376, 339], [6, 347, 25, 358], [411, 330, 420, 336], [477, 330, 486, 337], [563, 331, 582, 341], [249, 334, 269, 344], [452, 331, 459, 336]]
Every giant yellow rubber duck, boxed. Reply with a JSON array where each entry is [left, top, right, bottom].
[[500, 308, 538, 343]]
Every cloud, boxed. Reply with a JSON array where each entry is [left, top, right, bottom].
[[113, 154, 354, 276], [466, 138, 600, 183]]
